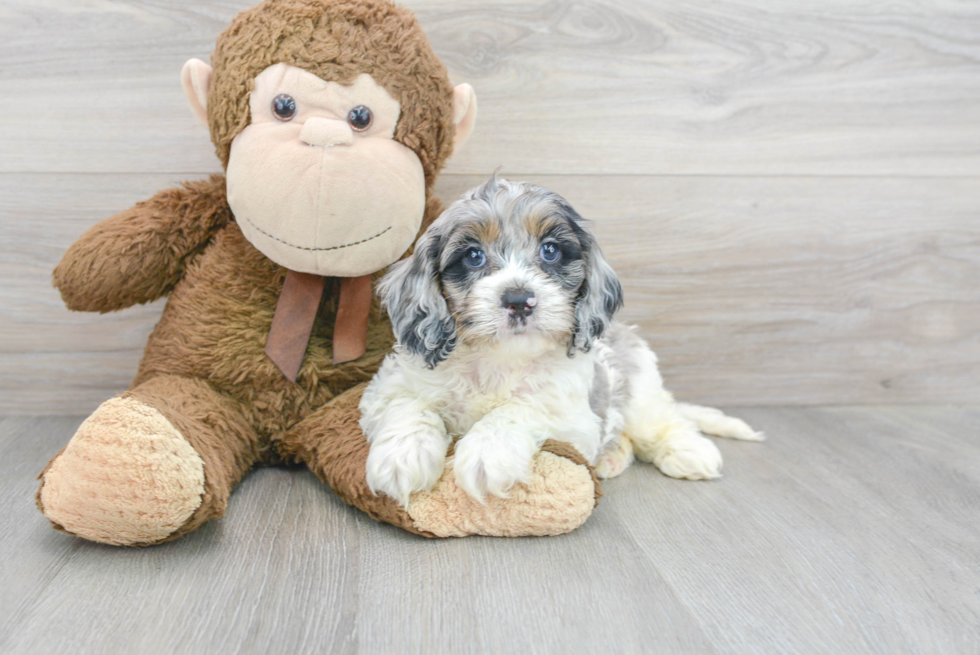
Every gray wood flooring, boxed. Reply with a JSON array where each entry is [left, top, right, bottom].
[[2, 406, 978, 655]]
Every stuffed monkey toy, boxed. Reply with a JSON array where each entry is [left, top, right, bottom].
[[36, 0, 600, 546]]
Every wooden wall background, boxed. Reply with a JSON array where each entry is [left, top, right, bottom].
[[1, 0, 978, 413]]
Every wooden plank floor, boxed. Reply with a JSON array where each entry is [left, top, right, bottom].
[[2, 406, 978, 654]]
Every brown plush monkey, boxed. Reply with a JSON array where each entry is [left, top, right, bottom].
[[36, 0, 600, 546]]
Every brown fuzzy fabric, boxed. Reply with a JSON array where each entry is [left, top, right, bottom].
[[53, 175, 230, 313], [43, 180, 443, 543], [125, 376, 263, 544], [131, 191, 411, 444], [277, 383, 432, 536], [208, 0, 456, 187]]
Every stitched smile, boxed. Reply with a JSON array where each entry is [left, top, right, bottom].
[[243, 218, 392, 252]]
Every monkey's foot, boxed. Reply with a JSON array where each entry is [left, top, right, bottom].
[[37, 397, 206, 546], [407, 440, 601, 537]]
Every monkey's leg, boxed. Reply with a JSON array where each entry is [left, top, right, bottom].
[[278, 383, 602, 537], [37, 375, 261, 546]]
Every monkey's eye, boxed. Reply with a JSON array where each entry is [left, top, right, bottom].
[[272, 94, 297, 121], [464, 248, 487, 269], [540, 242, 561, 264], [347, 105, 373, 131]]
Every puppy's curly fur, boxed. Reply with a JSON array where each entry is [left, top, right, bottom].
[[360, 177, 763, 506]]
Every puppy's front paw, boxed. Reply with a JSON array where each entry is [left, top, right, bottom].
[[656, 434, 723, 481], [366, 430, 448, 508], [452, 431, 536, 503]]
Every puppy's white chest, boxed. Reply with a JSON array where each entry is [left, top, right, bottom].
[[435, 349, 595, 439], [439, 361, 524, 437]]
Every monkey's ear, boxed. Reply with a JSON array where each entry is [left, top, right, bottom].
[[181, 58, 213, 127], [451, 83, 478, 155]]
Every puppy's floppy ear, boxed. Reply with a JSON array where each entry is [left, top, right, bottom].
[[377, 230, 457, 368], [565, 206, 624, 354]]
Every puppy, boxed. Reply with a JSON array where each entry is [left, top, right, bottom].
[[360, 177, 762, 507]]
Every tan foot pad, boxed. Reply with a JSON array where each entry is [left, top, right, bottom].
[[407, 448, 599, 538], [38, 397, 206, 546]]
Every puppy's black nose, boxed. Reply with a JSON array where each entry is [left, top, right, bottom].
[[501, 289, 536, 318]]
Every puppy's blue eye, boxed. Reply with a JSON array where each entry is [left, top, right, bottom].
[[464, 248, 486, 269], [540, 243, 560, 264]]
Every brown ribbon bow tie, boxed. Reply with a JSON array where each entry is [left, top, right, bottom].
[[264, 270, 373, 382]]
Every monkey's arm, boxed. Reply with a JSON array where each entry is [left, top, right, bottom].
[[54, 175, 231, 313]]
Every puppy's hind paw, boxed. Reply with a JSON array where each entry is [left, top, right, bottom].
[[656, 437, 723, 481], [594, 439, 634, 479]]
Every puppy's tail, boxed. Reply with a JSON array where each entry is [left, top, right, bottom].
[[677, 403, 765, 441]]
